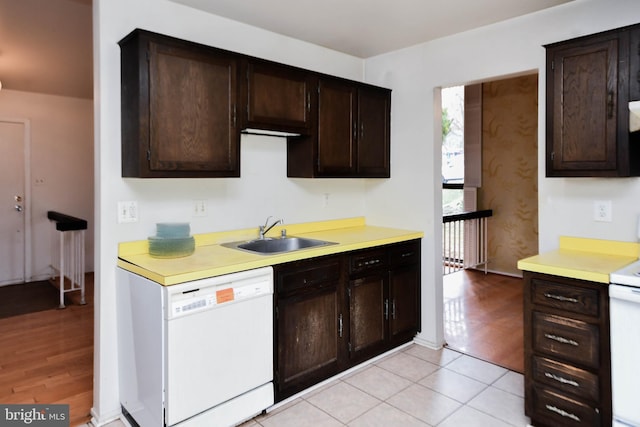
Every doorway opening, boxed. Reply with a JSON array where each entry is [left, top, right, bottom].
[[441, 74, 539, 373]]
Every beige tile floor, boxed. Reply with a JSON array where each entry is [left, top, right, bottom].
[[88, 344, 530, 427]]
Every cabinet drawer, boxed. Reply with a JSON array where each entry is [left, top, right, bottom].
[[532, 356, 599, 402], [350, 248, 388, 275], [531, 385, 601, 427], [531, 278, 599, 317], [277, 258, 341, 294], [389, 241, 420, 266], [532, 312, 600, 368]]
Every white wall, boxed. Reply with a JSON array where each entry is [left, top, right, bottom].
[[0, 89, 94, 278], [364, 0, 640, 350], [94, 0, 369, 422]]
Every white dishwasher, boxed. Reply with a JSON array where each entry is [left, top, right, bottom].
[[117, 266, 274, 427], [610, 260, 640, 427]]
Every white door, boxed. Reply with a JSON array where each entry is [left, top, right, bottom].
[[0, 121, 26, 285]]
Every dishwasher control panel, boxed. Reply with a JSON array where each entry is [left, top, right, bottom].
[[165, 267, 274, 319]]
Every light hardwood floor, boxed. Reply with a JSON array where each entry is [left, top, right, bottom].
[[443, 269, 524, 373], [0, 276, 94, 426]]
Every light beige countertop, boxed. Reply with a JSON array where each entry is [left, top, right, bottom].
[[118, 217, 424, 285], [517, 236, 639, 283]]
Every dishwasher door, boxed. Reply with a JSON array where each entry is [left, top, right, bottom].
[[164, 266, 274, 426], [610, 283, 640, 427]]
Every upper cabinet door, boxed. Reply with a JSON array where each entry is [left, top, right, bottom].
[[120, 30, 240, 178], [545, 25, 640, 178], [630, 27, 640, 101], [548, 35, 619, 175], [317, 79, 357, 176], [148, 41, 239, 175], [244, 60, 315, 134], [357, 86, 391, 177]]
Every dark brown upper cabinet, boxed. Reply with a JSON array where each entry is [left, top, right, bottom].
[[119, 29, 392, 178], [630, 27, 640, 101], [288, 78, 391, 178], [243, 59, 316, 135], [120, 29, 241, 178], [545, 24, 640, 177], [357, 85, 392, 177]]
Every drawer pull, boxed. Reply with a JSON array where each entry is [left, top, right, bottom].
[[362, 259, 381, 266], [400, 251, 415, 258], [544, 372, 579, 387], [545, 404, 581, 422], [543, 292, 578, 304], [544, 333, 579, 347]]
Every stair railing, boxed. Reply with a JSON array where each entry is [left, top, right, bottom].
[[442, 209, 492, 275]]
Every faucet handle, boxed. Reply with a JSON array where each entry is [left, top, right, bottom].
[[262, 216, 273, 229]]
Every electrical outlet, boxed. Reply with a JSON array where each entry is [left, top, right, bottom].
[[593, 200, 612, 222], [193, 200, 207, 217], [323, 193, 330, 208], [117, 201, 138, 223]]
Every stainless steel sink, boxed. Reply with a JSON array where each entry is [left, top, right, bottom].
[[223, 236, 336, 255]]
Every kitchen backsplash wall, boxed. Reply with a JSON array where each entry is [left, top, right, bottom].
[[479, 74, 539, 276]]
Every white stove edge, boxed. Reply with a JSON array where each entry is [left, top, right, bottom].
[[610, 259, 640, 287]]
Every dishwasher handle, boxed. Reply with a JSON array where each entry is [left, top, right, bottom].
[[610, 284, 640, 304]]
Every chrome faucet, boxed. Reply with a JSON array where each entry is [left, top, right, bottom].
[[259, 216, 283, 239]]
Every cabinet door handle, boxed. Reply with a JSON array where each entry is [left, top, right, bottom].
[[307, 92, 311, 113], [544, 333, 579, 347], [545, 404, 581, 423], [607, 91, 614, 119], [391, 299, 396, 320], [232, 104, 237, 127], [544, 372, 579, 388], [384, 299, 389, 320], [338, 313, 343, 338], [360, 123, 364, 140], [543, 292, 578, 304]]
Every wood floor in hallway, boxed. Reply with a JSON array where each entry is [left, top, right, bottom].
[[443, 269, 524, 373], [0, 276, 94, 426]]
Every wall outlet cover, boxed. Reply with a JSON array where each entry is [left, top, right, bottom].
[[593, 200, 612, 223]]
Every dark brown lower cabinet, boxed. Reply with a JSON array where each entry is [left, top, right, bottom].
[[274, 240, 421, 401], [347, 240, 421, 364], [274, 255, 343, 400], [523, 271, 611, 427], [348, 272, 387, 362], [389, 262, 421, 344]]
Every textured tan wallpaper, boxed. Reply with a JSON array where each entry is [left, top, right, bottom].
[[478, 75, 539, 276]]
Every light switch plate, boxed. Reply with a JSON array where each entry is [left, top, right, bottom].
[[118, 201, 138, 223]]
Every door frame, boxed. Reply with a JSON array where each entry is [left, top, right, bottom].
[[1, 117, 32, 283]]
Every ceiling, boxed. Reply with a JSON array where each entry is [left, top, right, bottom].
[[0, 0, 574, 100], [0, 0, 92, 99], [170, 0, 574, 57]]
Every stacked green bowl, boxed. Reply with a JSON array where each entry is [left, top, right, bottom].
[[148, 222, 195, 258]]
